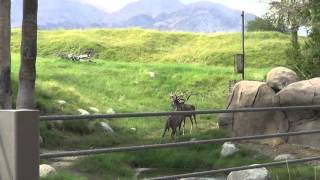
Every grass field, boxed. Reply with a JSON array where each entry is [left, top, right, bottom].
[[11, 28, 290, 67], [9, 29, 316, 179]]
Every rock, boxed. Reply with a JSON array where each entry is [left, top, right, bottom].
[[180, 178, 223, 180], [100, 122, 114, 133], [266, 67, 299, 92], [57, 100, 67, 105], [130, 127, 137, 131], [135, 168, 154, 177], [275, 78, 320, 148], [39, 136, 43, 144], [107, 108, 116, 114], [227, 166, 271, 180], [275, 78, 320, 122], [39, 164, 56, 178], [77, 108, 90, 115], [274, 154, 296, 161], [221, 142, 238, 157], [287, 119, 320, 148], [219, 81, 288, 145], [148, 71, 156, 78], [89, 107, 100, 113]]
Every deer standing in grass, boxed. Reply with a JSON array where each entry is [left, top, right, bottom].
[[162, 102, 184, 141], [170, 92, 197, 135]]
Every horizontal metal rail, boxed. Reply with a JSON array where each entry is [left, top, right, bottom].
[[148, 156, 320, 180], [40, 129, 320, 159], [40, 105, 320, 121]]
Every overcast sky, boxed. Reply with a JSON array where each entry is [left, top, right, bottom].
[[79, 0, 269, 16]]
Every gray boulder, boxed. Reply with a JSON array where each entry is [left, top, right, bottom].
[[274, 154, 296, 161], [180, 178, 224, 180], [275, 78, 320, 148], [219, 81, 288, 145], [221, 142, 238, 157], [100, 122, 114, 133], [39, 136, 43, 145], [266, 67, 299, 92], [39, 164, 56, 178], [227, 167, 271, 180]]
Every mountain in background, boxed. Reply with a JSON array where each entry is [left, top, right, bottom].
[[111, 0, 185, 22], [124, 1, 256, 32], [12, 0, 110, 28], [11, 0, 256, 32]]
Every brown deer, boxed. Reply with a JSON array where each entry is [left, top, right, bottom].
[[162, 104, 184, 141], [170, 92, 197, 134]]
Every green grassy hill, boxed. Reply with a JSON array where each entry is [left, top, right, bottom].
[[12, 28, 290, 67]]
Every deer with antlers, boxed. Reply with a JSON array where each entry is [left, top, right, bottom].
[[170, 91, 197, 135]]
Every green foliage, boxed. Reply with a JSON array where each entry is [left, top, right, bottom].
[[270, 165, 318, 180], [41, 171, 87, 180], [74, 154, 135, 179], [247, 17, 281, 32], [11, 29, 291, 67], [285, 0, 320, 78]]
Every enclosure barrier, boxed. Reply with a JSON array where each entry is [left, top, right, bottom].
[[2, 106, 320, 180], [40, 105, 320, 121], [40, 129, 320, 159], [147, 156, 320, 180], [37, 105, 320, 179]]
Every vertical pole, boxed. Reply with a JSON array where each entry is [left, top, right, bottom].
[[0, 110, 39, 180], [241, 11, 245, 80]]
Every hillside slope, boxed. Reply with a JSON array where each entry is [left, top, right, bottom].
[[11, 29, 290, 67]]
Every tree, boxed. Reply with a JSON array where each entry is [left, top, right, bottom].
[[299, 0, 320, 77], [246, 16, 288, 33], [247, 17, 279, 32], [16, 0, 38, 109], [268, 0, 309, 47], [0, 0, 12, 109]]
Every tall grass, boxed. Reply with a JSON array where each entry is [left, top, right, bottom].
[[12, 29, 290, 67]]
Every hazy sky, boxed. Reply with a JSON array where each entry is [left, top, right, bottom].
[[79, 0, 269, 16]]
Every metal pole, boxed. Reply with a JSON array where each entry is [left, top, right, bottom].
[[241, 11, 245, 80], [40, 105, 320, 121], [40, 129, 320, 159], [148, 156, 320, 180]]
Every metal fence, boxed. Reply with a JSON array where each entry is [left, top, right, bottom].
[[1, 105, 320, 180]]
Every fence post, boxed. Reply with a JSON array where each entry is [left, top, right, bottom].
[[0, 110, 39, 180]]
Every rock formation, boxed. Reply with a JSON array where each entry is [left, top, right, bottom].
[[219, 67, 320, 148]]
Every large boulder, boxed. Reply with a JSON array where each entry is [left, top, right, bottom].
[[219, 81, 288, 145], [221, 142, 238, 157], [275, 78, 320, 148], [274, 154, 296, 161], [266, 67, 299, 92], [39, 164, 56, 178], [227, 167, 271, 180]]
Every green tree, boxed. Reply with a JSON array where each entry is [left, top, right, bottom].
[[268, 0, 309, 47], [299, 0, 320, 77], [246, 17, 280, 32], [0, 0, 12, 109]]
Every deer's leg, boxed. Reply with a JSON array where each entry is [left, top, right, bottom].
[[189, 116, 194, 134], [182, 117, 186, 136], [193, 114, 197, 128], [162, 121, 169, 138], [171, 128, 176, 142]]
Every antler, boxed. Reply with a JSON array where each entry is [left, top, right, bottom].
[[178, 90, 197, 102]]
